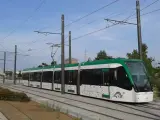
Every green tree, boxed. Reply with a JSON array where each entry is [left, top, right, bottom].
[[127, 43, 160, 98], [95, 50, 112, 60], [126, 43, 154, 76], [51, 61, 57, 66]]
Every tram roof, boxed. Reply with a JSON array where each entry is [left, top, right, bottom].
[[22, 58, 142, 72]]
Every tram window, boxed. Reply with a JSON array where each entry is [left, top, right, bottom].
[[69, 72, 73, 84], [103, 71, 110, 86], [30, 73, 34, 81], [107, 69, 117, 86], [65, 70, 78, 85], [33, 72, 41, 82], [80, 69, 103, 85], [65, 71, 69, 84], [42, 71, 53, 83], [80, 70, 90, 85], [102, 68, 117, 86], [116, 66, 132, 90], [72, 71, 78, 85], [54, 71, 61, 83], [22, 73, 29, 80]]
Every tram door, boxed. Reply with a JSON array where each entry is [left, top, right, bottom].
[[54, 71, 61, 91], [102, 68, 110, 99], [65, 70, 77, 94]]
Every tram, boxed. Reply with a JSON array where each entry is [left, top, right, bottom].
[[21, 58, 153, 103]]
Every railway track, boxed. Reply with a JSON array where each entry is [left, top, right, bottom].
[[1, 84, 160, 120], [116, 103, 160, 118], [135, 104, 160, 110], [11, 84, 160, 118]]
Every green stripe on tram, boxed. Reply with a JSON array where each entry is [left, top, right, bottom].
[[102, 94, 110, 98]]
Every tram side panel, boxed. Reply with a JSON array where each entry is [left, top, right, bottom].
[[79, 65, 136, 102], [108, 66, 135, 102], [79, 68, 110, 99]]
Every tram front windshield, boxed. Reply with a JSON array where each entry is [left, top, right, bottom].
[[126, 61, 152, 92]]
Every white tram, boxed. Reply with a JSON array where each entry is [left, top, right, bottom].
[[21, 58, 153, 103]]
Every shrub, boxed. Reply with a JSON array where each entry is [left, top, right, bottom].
[[153, 86, 159, 99], [0, 87, 30, 102], [150, 77, 160, 99]]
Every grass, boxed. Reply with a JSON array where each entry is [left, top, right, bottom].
[[0, 87, 30, 102], [0, 87, 83, 119]]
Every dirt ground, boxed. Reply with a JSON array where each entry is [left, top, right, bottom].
[[0, 101, 76, 120]]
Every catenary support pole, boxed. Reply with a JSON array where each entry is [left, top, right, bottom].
[[14, 45, 17, 84], [69, 31, 71, 64], [41, 69, 43, 89], [136, 0, 143, 59], [77, 63, 80, 95], [52, 69, 54, 91], [3, 52, 6, 83], [61, 14, 65, 94]]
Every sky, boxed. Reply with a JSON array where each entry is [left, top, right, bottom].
[[0, 0, 160, 70]]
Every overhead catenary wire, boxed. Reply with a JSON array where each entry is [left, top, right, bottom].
[[141, 8, 160, 16], [38, 1, 160, 49], [128, 8, 160, 20], [69, 0, 160, 32], [17, 35, 59, 54], [21, 35, 69, 52], [16, 0, 160, 54], [73, 6, 137, 32], [141, 0, 160, 11], [51, 47, 59, 60], [65, 0, 160, 42], [73, 12, 124, 31], [65, 0, 120, 28], [0, 0, 46, 52], [38, 0, 120, 32], [21, 34, 69, 54], [26, 13, 119, 48], [0, 0, 46, 46], [38, 2, 135, 32], [124, 0, 160, 21], [22, 0, 133, 49], [10, 1, 160, 69], [28, 1, 129, 49], [16, 1, 160, 69], [66, 3, 160, 43], [68, 24, 118, 42], [0, 50, 28, 56]]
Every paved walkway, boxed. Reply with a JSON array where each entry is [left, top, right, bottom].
[[0, 112, 8, 120], [0, 101, 74, 120]]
